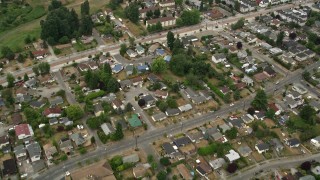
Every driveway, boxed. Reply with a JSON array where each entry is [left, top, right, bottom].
[[52, 71, 77, 104]]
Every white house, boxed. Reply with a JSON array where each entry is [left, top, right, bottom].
[[311, 136, 320, 148], [211, 53, 226, 63], [15, 124, 34, 140], [146, 17, 176, 27], [225, 149, 240, 162]]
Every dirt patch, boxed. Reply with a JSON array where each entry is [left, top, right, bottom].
[[264, 118, 276, 128], [251, 151, 264, 162]]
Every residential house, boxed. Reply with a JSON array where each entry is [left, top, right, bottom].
[[132, 165, 148, 179], [112, 99, 125, 110], [154, 90, 168, 99], [120, 79, 132, 89], [263, 66, 276, 77], [191, 95, 207, 105], [199, 90, 212, 101], [43, 107, 62, 118], [135, 45, 145, 55], [225, 149, 240, 162], [59, 137, 73, 154], [24, 78, 37, 88], [311, 136, 320, 148], [196, 159, 212, 177], [295, 52, 308, 62], [237, 145, 252, 157], [26, 141, 42, 162], [284, 96, 304, 109], [43, 143, 57, 160], [165, 108, 180, 116], [139, 6, 160, 18], [148, 73, 161, 84], [87, 61, 99, 71], [286, 90, 302, 100], [15, 124, 34, 140], [270, 138, 284, 152], [186, 131, 204, 143], [205, 127, 225, 142], [14, 145, 27, 160], [122, 154, 139, 164], [254, 111, 265, 120], [268, 103, 282, 115], [137, 64, 149, 73], [60, 117, 74, 126], [178, 104, 193, 112], [237, 50, 248, 59], [184, 87, 198, 98], [32, 50, 48, 60], [181, 35, 199, 48], [0, 135, 10, 150], [126, 49, 138, 58], [94, 103, 104, 117], [152, 112, 167, 121], [128, 114, 142, 128], [2, 159, 18, 176], [242, 76, 254, 86], [125, 64, 134, 76], [177, 164, 193, 180], [146, 16, 176, 27], [101, 123, 115, 135], [112, 64, 124, 74], [220, 86, 230, 95], [49, 118, 58, 125], [255, 142, 270, 154], [140, 94, 156, 108], [309, 100, 320, 112], [70, 133, 86, 147], [212, 53, 226, 63], [30, 100, 46, 109], [162, 142, 178, 158], [219, 123, 231, 133], [131, 76, 143, 87], [159, 0, 175, 8], [242, 114, 254, 124], [292, 84, 308, 94], [111, 119, 128, 130], [227, 117, 245, 129], [78, 63, 89, 72], [286, 138, 300, 148], [173, 136, 192, 147], [209, 158, 226, 170]]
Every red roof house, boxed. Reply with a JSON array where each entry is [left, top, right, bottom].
[[43, 107, 62, 118], [15, 124, 34, 140]]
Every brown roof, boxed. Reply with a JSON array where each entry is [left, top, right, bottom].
[[177, 164, 192, 180], [131, 76, 143, 83], [154, 90, 168, 97], [32, 50, 48, 56], [253, 72, 269, 82], [235, 82, 246, 89], [12, 113, 22, 125], [15, 87, 28, 95], [71, 160, 115, 180], [112, 99, 123, 108], [78, 63, 89, 71], [139, 6, 160, 13], [147, 16, 175, 25], [0, 135, 9, 145], [206, 8, 224, 19], [38, 74, 52, 83], [43, 107, 62, 116]]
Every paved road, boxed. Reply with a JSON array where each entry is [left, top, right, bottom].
[[52, 71, 77, 104], [229, 153, 320, 180]]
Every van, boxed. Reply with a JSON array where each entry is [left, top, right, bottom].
[[118, 18, 122, 22]]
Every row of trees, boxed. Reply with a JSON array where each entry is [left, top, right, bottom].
[[32, 62, 51, 76], [40, 0, 93, 45]]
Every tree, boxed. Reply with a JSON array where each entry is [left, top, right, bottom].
[[6, 73, 15, 88], [151, 57, 167, 74], [234, 1, 240, 11], [107, 78, 120, 93], [251, 89, 268, 110], [231, 18, 245, 30], [48, 0, 62, 11], [179, 10, 200, 26], [266, 109, 275, 119], [233, 90, 241, 100], [125, 3, 139, 23], [236, 42, 242, 49], [1, 46, 14, 60], [138, 99, 146, 107], [289, 32, 297, 40], [276, 31, 285, 47], [146, 10, 153, 18], [167, 97, 178, 108], [160, 157, 171, 166], [175, 0, 183, 7], [225, 127, 237, 139], [111, 123, 124, 141], [125, 103, 133, 112], [120, 44, 127, 56], [167, 31, 175, 51], [227, 163, 238, 173], [32, 66, 40, 76], [38, 62, 51, 75], [81, 0, 90, 17], [156, 170, 167, 180], [300, 161, 311, 171], [66, 104, 85, 120], [17, 54, 25, 63], [200, 1, 204, 11], [2, 89, 14, 106], [129, 37, 135, 47], [154, 9, 161, 18], [302, 71, 311, 80], [299, 105, 316, 125], [23, 74, 29, 82], [80, 15, 93, 35], [157, 101, 168, 112]]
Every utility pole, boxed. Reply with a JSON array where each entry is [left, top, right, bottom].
[[135, 135, 139, 151], [180, 122, 184, 132]]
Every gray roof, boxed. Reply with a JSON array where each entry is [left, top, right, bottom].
[[29, 100, 45, 108], [209, 158, 226, 170], [142, 94, 156, 103], [270, 138, 284, 150], [32, 159, 46, 172], [162, 142, 176, 154], [287, 138, 300, 146], [94, 103, 104, 113], [218, 123, 231, 133], [26, 142, 41, 158], [60, 138, 73, 149], [256, 142, 270, 151], [173, 136, 191, 147], [113, 119, 128, 130], [120, 79, 132, 88], [228, 118, 245, 128], [184, 87, 198, 97], [49, 118, 58, 125], [70, 133, 86, 146], [178, 104, 193, 112], [165, 108, 180, 116], [237, 145, 252, 156], [186, 131, 203, 142], [14, 145, 26, 156], [101, 123, 115, 135], [152, 112, 167, 121], [50, 96, 64, 106], [213, 53, 226, 60], [122, 154, 139, 163]]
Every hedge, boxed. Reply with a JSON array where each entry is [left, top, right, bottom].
[[207, 82, 225, 99], [85, 90, 105, 101]]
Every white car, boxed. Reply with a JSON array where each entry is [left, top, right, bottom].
[[230, 103, 234, 106], [66, 171, 70, 176]]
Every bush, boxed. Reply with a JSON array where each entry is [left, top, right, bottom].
[[85, 90, 105, 101], [160, 157, 171, 166], [207, 82, 225, 99]]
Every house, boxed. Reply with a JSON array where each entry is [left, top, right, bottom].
[[268, 103, 282, 115], [152, 112, 167, 121], [159, 0, 175, 8], [0, 135, 10, 149], [255, 142, 270, 154], [242, 76, 254, 86], [178, 104, 193, 112], [133, 165, 148, 179], [15, 124, 34, 140], [309, 100, 320, 112], [165, 108, 180, 116], [270, 138, 284, 152], [154, 90, 168, 99], [148, 73, 161, 84], [137, 64, 149, 73], [155, 48, 165, 56], [128, 114, 142, 128], [125, 64, 134, 76], [131, 76, 143, 87], [254, 111, 265, 120], [191, 96, 207, 105], [204, 127, 225, 142], [30, 100, 46, 109], [263, 66, 276, 77], [284, 96, 304, 109], [184, 87, 198, 98], [101, 123, 115, 135], [43, 143, 57, 160], [49, 118, 58, 125], [186, 131, 204, 143], [11, 113, 22, 125], [199, 90, 212, 100], [209, 158, 226, 170], [286, 138, 300, 148], [94, 103, 104, 117], [292, 84, 307, 94], [237, 145, 252, 157], [139, 6, 161, 18], [237, 50, 248, 59], [135, 45, 145, 55], [112, 99, 125, 110], [87, 61, 99, 70], [227, 117, 245, 129], [2, 159, 18, 176], [220, 86, 230, 95], [32, 50, 48, 60], [196, 159, 212, 177], [26, 141, 42, 162], [162, 142, 178, 157], [212, 53, 226, 63], [173, 136, 192, 147], [219, 123, 231, 133], [112, 64, 124, 74], [59, 138, 73, 154], [60, 117, 73, 126], [177, 164, 193, 180], [127, 49, 138, 58], [181, 35, 199, 48], [122, 154, 139, 164], [254, 72, 269, 82], [146, 16, 176, 27], [43, 107, 62, 118], [141, 94, 156, 108], [24, 78, 37, 88], [311, 136, 320, 148], [295, 52, 308, 62], [269, 47, 283, 55], [242, 114, 254, 124], [70, 133, 86, 147], [78, 63, 89, 72], [14, 145, 27, 161], [225, 149, 240, 162], [120, 79, 132, 89], [286, 90, 302, 100]]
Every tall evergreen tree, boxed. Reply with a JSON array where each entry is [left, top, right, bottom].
[[167, 31, 175, 51], [81, 0, 90, 17]]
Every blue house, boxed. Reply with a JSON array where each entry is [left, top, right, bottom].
[[137, 64, 149, 73], [112, 64, 124, 74], [155, 48, 165, 56], [164, 55, 171, 63]]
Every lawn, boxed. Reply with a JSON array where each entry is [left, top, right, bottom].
[[123, 20, 145, 36], [73, 41, 98, 52]]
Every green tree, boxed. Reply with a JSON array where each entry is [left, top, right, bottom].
[[200, 1, 204, 11], [225, 127, 237, 139], [48, 0, 62, 11], [129, 37, 135, 47], [125, 3, 139, 23], [146, 10, 153, 18], [233, 90, 241, 100], [231, 18, 245, 30], [66, 104, 85, 120], [111, 123, 124, 141], [81, 0, 90, 17], [167, 97, 178, 108], [179, 10, 201, 26], [32, 66, 40, 76], [157, 101, 168, 112], [6, 73, 15, 88], [156, 170, 167, 180], [107, 78, 120, 93], [1, 46, 14, 60], [38, 62, 51, 75], [167, 31, 175, 51], [175, 0, 183, 7], [234, 1, 240, 12], [2, 89, 14, 106], [299, 105, 316, 125], [23, 73, 29, 82], [80, 15, 93, 35], [154, 9, 161, 18], [160, 157, 171, 166], [302, 71, 311, 80], [276, 31, 285, 47], [251, 89, 268, 110], [17, 54, 25, 63], [265, 109, 275, 119], [120, 44, 127, 56], [151, 57, 167, 74]]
